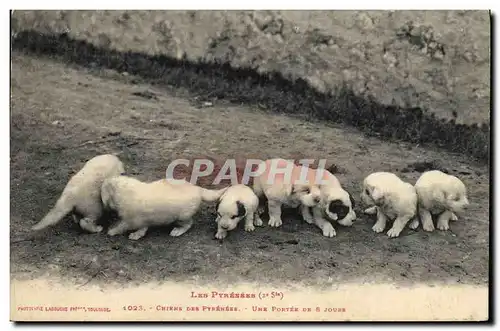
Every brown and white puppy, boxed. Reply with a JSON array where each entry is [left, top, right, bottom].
[[31, 154, 125, 233], [361, 172, 417, 238], [412, 170, 469, 232], [252, 158, 321, 228], [101, 176, 227, 240], [300, 168, 356, 237], [214, 184, 261, 239]]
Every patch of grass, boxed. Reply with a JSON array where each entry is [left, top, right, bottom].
[[11, 30, 490, 163]]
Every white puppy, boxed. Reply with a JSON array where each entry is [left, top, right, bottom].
[[252, 158, 322, 228], [361, 172, 417, 238], [31, 154, 125, 233], [413, 170, 469, 232], [300, 168, 356, 237], [214, 184, 261, 239], [101, 176, 227, 240]]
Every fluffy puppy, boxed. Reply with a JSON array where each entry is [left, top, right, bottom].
[[301, 169, 356, 237], [101, 176, 227, 240], [413, 170, 469, 232], [214, 184, 261, 239], [361, 172, 417, 238], [253, 158, 322, 228], [31, 154, 125, 233]]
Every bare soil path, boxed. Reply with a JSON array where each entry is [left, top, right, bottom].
[[10, 53, 489, 288]]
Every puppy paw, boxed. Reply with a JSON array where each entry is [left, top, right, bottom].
[[245, 223, 256, 232], [372, 223, 385, 233], [437, 220, 449, 231], [450, 213, 458, 221], [322, 223, 336, 237], [215, 230, 227, 240], [170, 227, 188, 237], [80, 218, 103, 233], [364, 206, 378, 215], [303, 214, 314, 224], [128, 232, 144, 241], [386, 227, 402, 238], [254, 216, 263, 227], [268, 217, 283, 227], [409, 219, 419, 230], [422, 222, 435, 232]]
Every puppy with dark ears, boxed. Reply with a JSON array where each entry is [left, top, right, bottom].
[[300, 168, 357, 237], [361, 172, 417, 238], [215, 184, 261, 240]]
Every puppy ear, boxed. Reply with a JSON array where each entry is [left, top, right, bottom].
[[327, 200, 348, 220], [371, 187, 385, 205], [236, 201, 246, 217]]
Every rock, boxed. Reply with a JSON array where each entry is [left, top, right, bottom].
[[463, 51, 475, 62], [355, 13, 374, 31], [383, 52, 398, 67], [433, 50, 445, 60], [51, 120, 63, 127], [107, 129, 122, 136]]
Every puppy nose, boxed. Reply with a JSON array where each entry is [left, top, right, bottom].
[[314, 196, 321, 203]]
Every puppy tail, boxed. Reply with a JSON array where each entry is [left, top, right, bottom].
[[200, 187, 228, 202], [32, 195, 74, 231]]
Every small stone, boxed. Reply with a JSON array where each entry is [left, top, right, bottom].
[[203, 102, 213, 107], [433, 50, 445, 60], [108, 129, 121, 136], [355, 13, 374, 31], [273, 34, 284, 44], [349, 47, 366, 60], [317, 44, 327, 51], [342, 69, 354, 81], [463, 51, 474, 62], [383, 52, 398, 67], [122, 72, 129, 76], [51, 120, 63, 127]]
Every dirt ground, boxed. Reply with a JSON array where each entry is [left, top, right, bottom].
[[10, 53, 489, 289]]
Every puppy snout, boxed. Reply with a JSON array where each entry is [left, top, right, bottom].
[[313, 196, 321, 203], [220, 224, 229, 230]]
